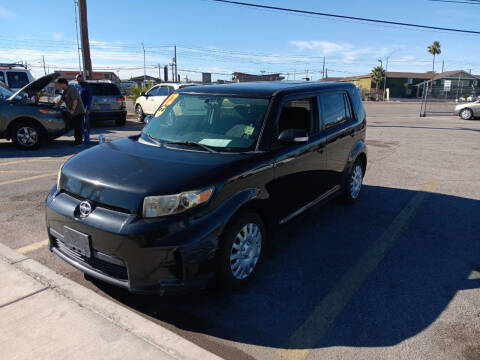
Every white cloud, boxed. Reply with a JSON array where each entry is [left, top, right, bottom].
[[0, 6, 13, 17], [290, 40, 347, 55], [52, 32, 64, 40]]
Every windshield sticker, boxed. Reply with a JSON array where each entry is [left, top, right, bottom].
[[244, 125, 254, 135], [155, 106, 166, 117], [199, 139, 232, 147]]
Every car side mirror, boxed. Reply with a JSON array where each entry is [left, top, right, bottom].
[[278, 129, 309, 144], [141, 92, 147, 97]]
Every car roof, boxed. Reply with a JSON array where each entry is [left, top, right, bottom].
[[176, 81, 353, 97]]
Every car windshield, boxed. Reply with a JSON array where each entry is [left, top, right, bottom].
[[142, 94, 269, 151], [0, 82, 18, 101]]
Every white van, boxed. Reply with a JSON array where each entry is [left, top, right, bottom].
[[0, 64, 35, 92]]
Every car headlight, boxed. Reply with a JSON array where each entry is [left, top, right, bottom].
[[142, 187, 214, 218]]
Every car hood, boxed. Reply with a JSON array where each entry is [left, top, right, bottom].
[[59, 136, 256, 213], [8, 72, 59, 101]]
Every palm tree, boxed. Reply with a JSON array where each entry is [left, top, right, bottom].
[[428, 41, 441, 89], [371, 66, 385, 100]]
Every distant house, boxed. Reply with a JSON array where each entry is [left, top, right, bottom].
[[233, 72, 284, 82], [55, 70, 120, 83], [130, 75, 161, 88], [415, 70, 480, 99], [328, 72, 432, 98]]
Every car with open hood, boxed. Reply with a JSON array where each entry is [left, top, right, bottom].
[[0, 72, 68, 149], [46, 81, 367, 294]]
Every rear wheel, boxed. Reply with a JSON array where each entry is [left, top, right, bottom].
[[136, 105, 144, 122], [11, 119, 45, 150], [343, 158, 364, 204], [460, 108, 473, 120], [115, 116, 126, 126], [217, 212, 265, 288]]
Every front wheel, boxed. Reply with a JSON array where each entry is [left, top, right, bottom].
[[343, 159, 364, 204], [217, 213, 265, 288], [11, 120, 45, 150], [135, 105, 144, 122], [460, 108, 473, 120]]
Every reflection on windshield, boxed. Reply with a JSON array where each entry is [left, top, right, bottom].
[[142, 94, 269, 151], [0, 84, 14, 100]]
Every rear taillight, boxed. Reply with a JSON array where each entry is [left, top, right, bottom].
[[116, 96, 126, 103]]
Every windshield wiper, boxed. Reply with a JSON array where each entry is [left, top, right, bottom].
[[165, 141, 217, 153], [142, 133, 162, 146]]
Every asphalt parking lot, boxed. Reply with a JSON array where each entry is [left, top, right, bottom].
[[1, 102, 479, 360]]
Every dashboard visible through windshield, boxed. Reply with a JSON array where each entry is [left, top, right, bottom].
[[142, 93, 270, 151]]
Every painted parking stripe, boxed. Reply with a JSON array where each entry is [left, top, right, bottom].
[[277, 178, 440, 360], [16, 239, 49, 254], [0, 158, 65, 167], [0, 172, 57, 186]]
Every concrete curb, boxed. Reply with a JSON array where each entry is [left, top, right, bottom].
[[0, 242, 222, 360]]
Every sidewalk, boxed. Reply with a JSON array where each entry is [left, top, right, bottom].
[[0, 243, 222, 360]]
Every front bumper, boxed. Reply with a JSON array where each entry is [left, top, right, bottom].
[[45, 187, 219, 295]]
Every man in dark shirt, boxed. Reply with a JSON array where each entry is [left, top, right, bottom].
[[55, 77, 85, 144], [76, 74, 93, 143]]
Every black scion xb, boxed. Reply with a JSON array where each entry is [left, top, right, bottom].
[[46, 81, 367, 294]]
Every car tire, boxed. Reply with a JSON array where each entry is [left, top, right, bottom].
[[115, 116, 126, 126], [342, 158, 364, 204], [217, 212, 265, 288], [136, 105, 144, 122], [460, 108, 473, 120], [11, 119, 45, 150]]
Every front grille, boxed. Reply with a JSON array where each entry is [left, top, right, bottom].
[[62, 190, 132, 215], [54, 239, 128, 281]]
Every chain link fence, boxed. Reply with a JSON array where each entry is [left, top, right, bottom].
[[420, 71, 480, 117]]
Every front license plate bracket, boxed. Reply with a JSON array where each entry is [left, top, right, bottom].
[[63, 226, 91, 258]]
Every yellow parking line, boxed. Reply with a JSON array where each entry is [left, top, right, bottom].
[[0, 158, 64, 167], [0, 172, 57, 186], [16, 239, 49, 254], [277, 178, 440, 360]]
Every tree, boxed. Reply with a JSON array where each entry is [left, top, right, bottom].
[[371, 66, 385, 100], [428, 41, 441, 88]]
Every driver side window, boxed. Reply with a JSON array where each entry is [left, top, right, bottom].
[[278, 98, 314, 136], [147, 87, 159, 96]]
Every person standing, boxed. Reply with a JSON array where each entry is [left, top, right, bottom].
[[55, 78, 85, 144], [76, 73, 93, 143]]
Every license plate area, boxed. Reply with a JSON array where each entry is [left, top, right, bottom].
[[63, 226, 91, 258], [99, 104, 111, 110]]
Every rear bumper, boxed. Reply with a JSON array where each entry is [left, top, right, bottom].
[[45, 187, 220, 295], [89, 110, 126, 121]]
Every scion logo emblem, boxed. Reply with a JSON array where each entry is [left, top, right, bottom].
[[79, 201, 92, 217]]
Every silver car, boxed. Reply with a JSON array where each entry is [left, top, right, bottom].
[[85, 82, 127, 126], [455, 100, 480, 120], [0, 73, 68, 150]]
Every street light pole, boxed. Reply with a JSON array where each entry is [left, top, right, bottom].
[[141, 43, 146, 87], [383, 56, 389, 102]]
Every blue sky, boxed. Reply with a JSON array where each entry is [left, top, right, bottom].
[[0, 0, 478, 81]]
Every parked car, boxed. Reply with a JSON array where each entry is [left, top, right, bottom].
[[455, 99, 480, 120], [46, 81, 367, 294], [0, 72, 68, 150], [0, 63, 35, 92], [134, 83, 196, 122], [85, 82, 127, 126]]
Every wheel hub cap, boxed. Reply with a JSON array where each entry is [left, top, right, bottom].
[[17, 126, 38, 146], [230, 223, 262, 280], [350, 164, 363, 199]]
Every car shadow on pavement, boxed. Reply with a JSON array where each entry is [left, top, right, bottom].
[[90, 185, 480, 357], [0, 120, 143, 158]]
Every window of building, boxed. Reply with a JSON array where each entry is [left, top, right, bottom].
[[408, 78, 413, 84]]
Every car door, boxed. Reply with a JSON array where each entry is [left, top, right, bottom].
[[271, 96, 329, 223], [318, 91, 357, 189], [145, 86, 171, 114]]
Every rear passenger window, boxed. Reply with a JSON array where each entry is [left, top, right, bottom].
[[278, 98, 314, 135], [90, 83, 121, 96], [319, 92, 353, 128], [7, 72, 29, 89]]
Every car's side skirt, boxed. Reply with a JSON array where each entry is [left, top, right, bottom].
[[279, 185, 341, 225]]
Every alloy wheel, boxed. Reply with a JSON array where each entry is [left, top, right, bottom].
[[136, 106, 143, 121], [230, 223, 262, 280], [461, 109, 472, 120], [16, 126, 38, 147], [350, 164, 363, 199]]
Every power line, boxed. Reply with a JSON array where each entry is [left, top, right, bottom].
[[428, 0, 480, 4], [209, 0, 480, 35]]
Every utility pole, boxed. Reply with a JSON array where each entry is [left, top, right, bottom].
[[171, 63, 175, 83], [42, 55, 46, 75], [383, 56, 389, 102], [441, 60, 444, 73], [141, 43, 146, 87], [322, 56, 325, 80], [78, 0, 92, 79], [158, 64, 161, 82], [174, 45, 177, 83]]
